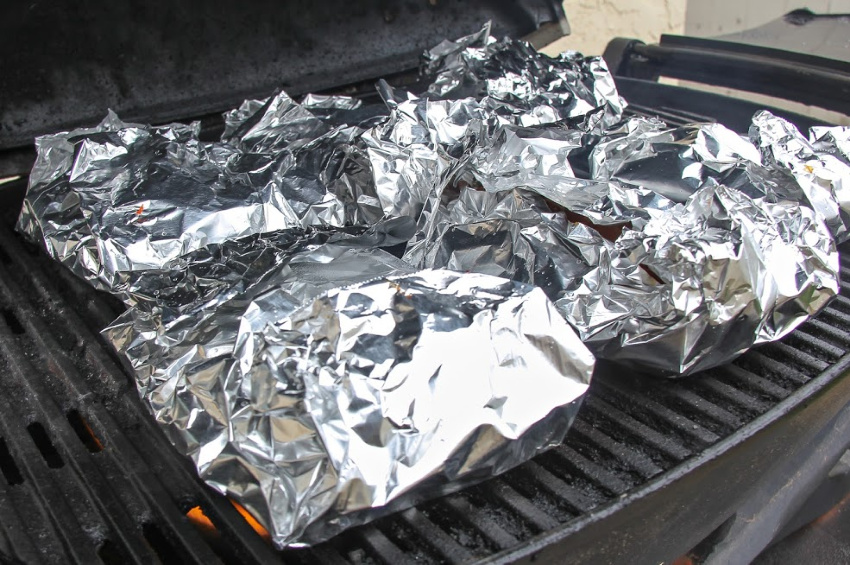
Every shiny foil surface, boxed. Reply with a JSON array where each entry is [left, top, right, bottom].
[[105, 268, 593, 546], [16, 21, 850, 547], [18, 95, 384, 295]]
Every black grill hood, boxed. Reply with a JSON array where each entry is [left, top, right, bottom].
[[0, 0, 567, 155]]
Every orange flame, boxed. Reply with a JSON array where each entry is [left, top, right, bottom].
[[186, 506, 218, 536], [230, 500, 271, 542], [81, 417, 104, 452]]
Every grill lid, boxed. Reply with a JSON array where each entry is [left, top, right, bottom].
[[0, 0, 566, 154]]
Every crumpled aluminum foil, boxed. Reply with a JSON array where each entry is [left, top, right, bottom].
[[17, 20, 850, 550], [555, 182, 838, 374], [403, 186, 612, 303], [406, 109, 841, 374], [105, 268, 593, 546], [424, 22, 625, 127], [361, 22, 626, 229], [590, 111, 850, 241], [17, 94, 384, 295], [750, 111, 850, 242]]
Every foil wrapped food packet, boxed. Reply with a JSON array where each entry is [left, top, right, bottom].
[[424, 21, 625, 127], [105, 267, 593, 546], [403, 106, 841, 375], [17, 95, 384, 296], [408, 178, 837, 375], [590, 111, 850, 242], [556, 182, 838, 374]]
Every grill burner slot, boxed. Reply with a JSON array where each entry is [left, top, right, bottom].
[[1, 309, 23, 335], [66, 410, 103, 454], [97, 539, 126, 565], [0, 438, 23, 485], [26, 423, 64, 469], [143, 523, 186, 565]]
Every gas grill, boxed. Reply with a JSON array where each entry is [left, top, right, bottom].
[[2, 3, 850, 564]]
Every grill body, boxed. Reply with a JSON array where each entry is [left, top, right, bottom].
[[2, 9, 850, 565], [0, 156, 849, 564]]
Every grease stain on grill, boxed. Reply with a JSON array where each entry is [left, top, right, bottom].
[[0, 437, 24, 485], [67, 409, 104, 453], [26, 422, 64, 469]]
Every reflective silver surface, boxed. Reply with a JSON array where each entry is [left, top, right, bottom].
[[16, 22, 850, 548], [18, 97, 383, 295], [105, 268, 593, 546], [751, 111, 850, 242], [555, 183, 838, 374]]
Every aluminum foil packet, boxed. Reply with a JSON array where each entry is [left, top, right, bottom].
[[105, 268, 593, 546], [556, 183, 838, 374], [362, 22, 625, 229], [424, 21, 625, 127], [17, 93, 385, 297], [592, 111, 850, 241]]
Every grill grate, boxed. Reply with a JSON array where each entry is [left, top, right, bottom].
[[0, 171, 849, 563]]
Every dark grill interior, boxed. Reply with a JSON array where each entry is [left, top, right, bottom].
[[1, 95, 850, 564]]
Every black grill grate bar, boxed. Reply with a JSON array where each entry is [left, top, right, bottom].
[[547, 445, 630, 496], [301, 545, 351, 565], [783, 329, 846, 362], [690, 375, 772, 416], [821, 306, 850, 331], [399, 508, 475, 564], [418, 499, 502, 558], [583, 396, 691, 462], [591, 380, 720, 449], [4, 487, 70, 565], [520, 460, 600, 514], [0, 228, 132, 399], [0, 487, 43, 564], [569, 419, 663, 479], [803, 317, 850, 348], [441, 494, 519, 551], [741, 350, 811, 386], [723, 362, 790, 402], [652, 387, 743, 432], [0, 362, 101, 564], [354, 526, 420, 565], [486, 479, 559, 533], [763, 341, 830, 374], [831, 293, 850, 312]]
